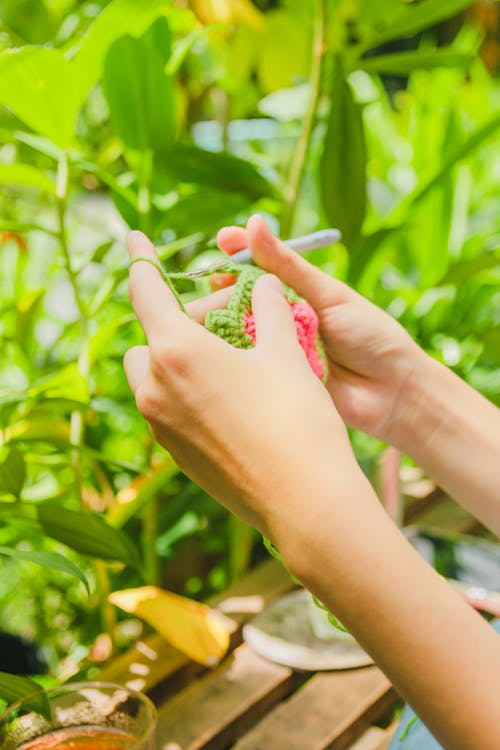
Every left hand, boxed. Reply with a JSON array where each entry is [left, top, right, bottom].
[[124, 231, 361, 546]]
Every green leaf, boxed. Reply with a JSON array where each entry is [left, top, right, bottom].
[[0, 673, 49, 718], [0, 48, 78, 147], [16, 289, 45, 351], [106, 459, 179, 528], [155, 143, 275, 200], [142, 15, 172, 65], [166, 24, 220, 76], [439, 249, 500, 284], [73, 0, 170, 105], [0, 447, 26, 498], [103, 34, 174, 153], [27, 364, 89, 406], [410, 114, 500, 208], [256, 10, 310, 94], [0, 0, 55, 44], [353, 114, 500, 286], [320, 57, 367, 249], [359, 0, 476, 53], [14, 131, 61, 161], [0, 164, 56, 194], [348, 226, 403, 285], [158, 189, 249, 235], [37, 505, 140, 569], [360, 48, 474, 76], [0, 547, 90, 595], [0, 220, 57, 237]]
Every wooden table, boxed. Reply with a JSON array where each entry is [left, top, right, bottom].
[[100, 485, 483, 750]]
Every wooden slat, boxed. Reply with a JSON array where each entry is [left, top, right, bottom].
[[372, 723, 399, 750], [99, 558, 293, 692], [156, 644, 301, 750], [405, 495, 478, 534], [349, 723, 398, 750], [347, 727, 389, 750], [232, 667, 394, 750]]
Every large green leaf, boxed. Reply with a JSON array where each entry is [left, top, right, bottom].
[[0, 164, 56, 194], [360, 48, 474, 76], [155, 143, 275, 200], [37, 505, 140, 569], [73, 0, 170, 104], [0, 447, 26, 499], [0, 0, 55, 44], [158, 189, 250, 235], [142, 15, 172, 65], [0, 48, 78, 147], [320, 57, 367, 249], [0, 547, 90, 595], [360, 0, 476, 53], [0, 673, 49, 718], [103, 34, 174, 153]]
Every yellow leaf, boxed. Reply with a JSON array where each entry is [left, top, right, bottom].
[[191, 0, 263, 29], [109, 586, 230, 666]]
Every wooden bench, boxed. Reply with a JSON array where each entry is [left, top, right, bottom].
[[100, 484, 484, 750]]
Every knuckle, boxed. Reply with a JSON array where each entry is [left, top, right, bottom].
[[150, 338, 191, 378], [135, 384, 159, 421]]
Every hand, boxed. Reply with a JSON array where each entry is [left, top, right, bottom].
[[124, 231, 361, 545], [216, 215, 425, 446]]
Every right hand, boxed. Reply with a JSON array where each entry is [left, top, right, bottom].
[[215, 215, 426, 446]]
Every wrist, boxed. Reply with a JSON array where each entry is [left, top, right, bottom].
[[269, 466, 385, 588], [384, 350, 447, 455]]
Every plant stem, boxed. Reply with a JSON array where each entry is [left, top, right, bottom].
[[137, 149, 153, 236], [142, 440, 160, 586], [143, 495, 160, 585], [56, 152, 88, 495], [281, 0, 327, 238], [95, 560, 117, 648], [56, 152, 116, 653]]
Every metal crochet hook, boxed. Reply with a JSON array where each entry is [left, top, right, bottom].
[[185, 228, 342, 280]]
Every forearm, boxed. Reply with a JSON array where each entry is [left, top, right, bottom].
[[276, 476, 500, 750], [391, 353, 500, 536]]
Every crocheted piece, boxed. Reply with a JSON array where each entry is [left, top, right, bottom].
[[205, 266, 326, 381]]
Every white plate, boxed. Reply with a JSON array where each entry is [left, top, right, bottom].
[[243, 589, 373, 671]]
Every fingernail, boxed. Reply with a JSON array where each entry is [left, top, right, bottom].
[[248, 215, 275, 250], [262, 274, 282, 292]]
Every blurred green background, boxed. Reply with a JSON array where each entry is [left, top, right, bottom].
[[0, 0, 499, 686]]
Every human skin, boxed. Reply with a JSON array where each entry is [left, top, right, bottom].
[[215, 216, 500, 537], [124, 218, 500, 750]]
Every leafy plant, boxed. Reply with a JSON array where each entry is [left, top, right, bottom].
[[0, 0, 498, 684]]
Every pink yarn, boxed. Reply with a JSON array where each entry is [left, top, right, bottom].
[[243, 299, 325, 380]]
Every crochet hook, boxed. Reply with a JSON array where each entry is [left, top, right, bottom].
[[185, 228, 342, 280]]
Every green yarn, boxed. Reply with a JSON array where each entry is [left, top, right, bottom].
[[263, 538, 348, 635], [205, 266, 262, 348], [204, 265, 300, 349], [129, 256, 189, 314], [128, 255, 241, 317]]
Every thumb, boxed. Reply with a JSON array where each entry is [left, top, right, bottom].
[[246, 214, 353, 309], [251, 274, 299, 355]]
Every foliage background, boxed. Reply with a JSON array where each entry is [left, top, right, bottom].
[[0, 0, 499, 684]]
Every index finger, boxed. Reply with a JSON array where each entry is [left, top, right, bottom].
[[127, 230, 187, 341]]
